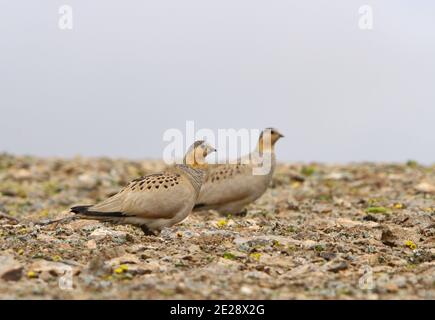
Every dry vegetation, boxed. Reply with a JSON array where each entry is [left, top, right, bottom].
[[0, 153, 434, 299]]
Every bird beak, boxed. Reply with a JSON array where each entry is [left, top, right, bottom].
[[279, 133, 284, 138], [205, 145, 216, 154]]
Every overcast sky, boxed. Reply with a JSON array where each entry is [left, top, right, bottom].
[[0, 1, 434, 163]]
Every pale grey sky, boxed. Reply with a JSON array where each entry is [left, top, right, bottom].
[[0, 1, 434, 163]]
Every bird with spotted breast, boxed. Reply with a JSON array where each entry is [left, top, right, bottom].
[[70, 140, 216, 235], [194, 128, 284, 215]]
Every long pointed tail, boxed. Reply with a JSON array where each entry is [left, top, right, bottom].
[[71, 205, 127, 219], [70, 205, 92, 214], [35, 215, 78, 226]]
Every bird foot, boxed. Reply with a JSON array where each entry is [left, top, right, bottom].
[[235, 208, 248, 216], [140, 225, 158, 236], [222, 209, 248, 217]]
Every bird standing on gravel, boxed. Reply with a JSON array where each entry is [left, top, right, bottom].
[[71, 141, 216, 234], [194, 128, 284, 215]]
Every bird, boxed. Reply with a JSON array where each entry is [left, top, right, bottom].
[[70, 140, 216, 235], [193, 128, 284, 215]]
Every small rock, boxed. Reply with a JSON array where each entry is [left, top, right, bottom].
[[288, 171, 305, 182], [415, 182, 435, 194], [0, 255, 23, 281], [240, 286, 253, 295], [247, 224, 261, 232], [393, 276, 407, 288], [87, 256, 111, 276], [333, 198, 352, 209], [39, 271, 53, 281], [107, 254, 141, 267], [127, 244, 147, 253], [12, 169, 32, 180], [328, 261, 348, 273], [320, 252, 337, 261], [216, 257, 240, 268], [202, 230, 238, 237], [86, 239, 97, 249], [381, 229, 397, 247], [284, 263, 317, 279], [37, 233, 57, 243], [68, 220, 100, 231], [29, 260, 78, 277], [408, 249, 433, 264], [337, 218, 378, 228], [187, 245, 201, 253], [301, 240, 318, 249], [90, 228, 129, 242], [77, 173, 98, 189], [363, 214, 378, 222], [244, 271, 270, 280], [313, 204, 333, 214], [286, 201, 300, 211], [325, 172, 352, 180], [161, 228, 201, 239], [130, 261, 164, 274], [233, 237, 267, 251], [384, 282, 399, 293]]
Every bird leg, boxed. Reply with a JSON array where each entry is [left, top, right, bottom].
[[140, 225, 157, 236], [227, 208, 248, 217], [236, 208, 248, 216]]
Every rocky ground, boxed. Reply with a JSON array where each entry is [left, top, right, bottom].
[[0, 153, 434, 299]]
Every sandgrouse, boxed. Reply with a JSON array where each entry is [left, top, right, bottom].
[[194, 128, 283, 215], [71, 141, 216, 234]]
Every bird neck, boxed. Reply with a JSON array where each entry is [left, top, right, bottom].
[[256, 136, 276, 155], [174, 164, 205, 194], [183, 151, 207, 169]]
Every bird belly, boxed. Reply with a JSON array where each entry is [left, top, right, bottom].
[[124, 195, 196, 231], [197, 173, 271, 214]]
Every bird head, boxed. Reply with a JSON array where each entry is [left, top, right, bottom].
[[258, 128, 284, 152], [183, 140, 216, 168]]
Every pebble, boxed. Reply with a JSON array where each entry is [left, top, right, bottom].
[[0, 255, 23, 281], [90, 228, 129, 242], [29, 260, 78, 277], [107, 254, 141, 267], [240, 286, 253, 295], [86, 239, 97, 250], [415, 182, 435, 194], [327, 261, 348, 273]]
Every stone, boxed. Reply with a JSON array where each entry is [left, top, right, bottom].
[[336, 218, 378, 228], [86, 239, 97, 249], [123, 261, 165, 275], [244, 271, 270, 280], [240, 286, 253, 295], [415, 182, 435, 194], [328, 261, 348, 273], [107, 254, 141, 267], [381, 229, 397, 247], [312, 204, 333, 213], [0, 255, 23, 281], [29, 260, 79, 278], [90, 228, 129, 242], [68, 219, 100, 231], [76, 173, 98, 189]]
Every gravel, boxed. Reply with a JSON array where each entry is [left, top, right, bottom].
[[0, 154, 434, 299]]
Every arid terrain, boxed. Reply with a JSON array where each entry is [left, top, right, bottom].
[[0, 153, 434, 299]]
